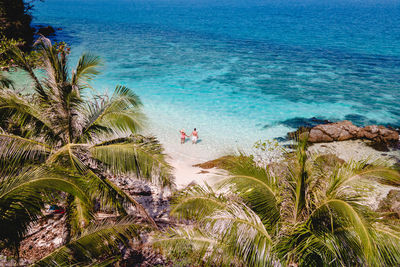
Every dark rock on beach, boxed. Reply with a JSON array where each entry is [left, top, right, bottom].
[[365, 141, 391, 152]]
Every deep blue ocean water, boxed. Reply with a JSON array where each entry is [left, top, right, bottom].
[[32, 0, 400, 157]]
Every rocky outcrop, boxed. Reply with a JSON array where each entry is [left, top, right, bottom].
[[37, 26, 56, 36], [308, 121, 399, 143], [362, 125, 399, 143], [108, 175, 171, 221], [0, 213, 67, 266]]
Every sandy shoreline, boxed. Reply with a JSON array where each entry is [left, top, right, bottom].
[[167, 155, 227, 189], [162, 137, 400, 190], [160, 140, 229, 189]]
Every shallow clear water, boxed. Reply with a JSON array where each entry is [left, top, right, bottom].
[[31, 0, 400, 159]]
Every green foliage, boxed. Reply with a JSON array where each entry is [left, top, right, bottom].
[[253, 139, 281, 152], [0, 36, 42, 72], [0, 0, 34, 50], [0, 38, 22, 68], [0, 166, 92, 257], [253, 139, 287, 166], [157, 141, 400, 266]]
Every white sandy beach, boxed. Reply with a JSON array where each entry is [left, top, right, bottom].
[[152, 136, 229, 189]]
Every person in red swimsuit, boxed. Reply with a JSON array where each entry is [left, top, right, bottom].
[[179, 129, 188, 144]]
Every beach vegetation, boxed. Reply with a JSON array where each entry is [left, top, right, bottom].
[[155, 138, 400, 266], [0, 0, 41, 50]]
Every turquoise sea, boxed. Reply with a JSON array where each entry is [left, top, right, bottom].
[[32, 0, 400, 159]]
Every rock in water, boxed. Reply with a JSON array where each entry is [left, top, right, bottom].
[[37, 26, 56, 36]]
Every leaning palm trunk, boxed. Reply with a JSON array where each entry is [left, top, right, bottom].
[[155, 139, 400, 266]]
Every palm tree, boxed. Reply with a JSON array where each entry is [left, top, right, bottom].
[[0, 37, 173, 245], [155, 138, 400, 266]]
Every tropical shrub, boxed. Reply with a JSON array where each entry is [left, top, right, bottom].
[[0, 0, 36, 49]]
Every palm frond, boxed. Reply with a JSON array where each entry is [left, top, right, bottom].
[[170, 184, 229, 221], [83, 170, 126, 213], [46, 144, 87, 173], [90, 135, 174, 188], [0, 130, 51, 164], [0, 166, 92, 254], [334, 159, 400, 187], [71, 53, 101, 87], [293, 137, 308, 221], [158, 202, 275, 267], [75, 169, 157, 228], [349, 160, 400, 187], [94, 173, 158, 228], [33, 216, 146, 267], [276, 222, 344, 266], [153, 228, 239, 266], [79, 91, 144, 143], [203, 203, 274, 267], [35, 37, 68, 88], [0, 167, 91, 206], [0, 173, 44, 253], [67, 196, 94, 237], [46, 147, 157, 227], [217, 156, 280, 232], [373, 224, 400, 266], [113, 85, 142, 108], [6, 45, 48, 100], [0, 89, 56, 137], [307, 198, 374, 264]]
